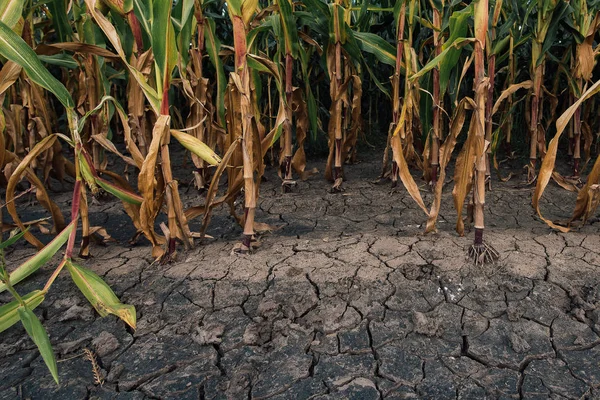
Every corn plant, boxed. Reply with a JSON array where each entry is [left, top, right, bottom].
[[4, 0, 600, 285]]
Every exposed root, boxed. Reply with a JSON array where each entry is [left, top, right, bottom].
[[232, 235, 261, 255], [159, 251, 178, 265], [523, 164, 537, 186], [468, 242, 499, 266], [158, 236, 178, 265], [282, 179, 297, 193], [330, 177, 344, 193]]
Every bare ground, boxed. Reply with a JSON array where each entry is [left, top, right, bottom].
[[2, 153, 600, 399]]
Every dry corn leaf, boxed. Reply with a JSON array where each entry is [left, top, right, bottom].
[[533, 79, 600, 232]]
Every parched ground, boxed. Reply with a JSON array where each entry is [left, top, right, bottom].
[[2, 153, 600, 399]]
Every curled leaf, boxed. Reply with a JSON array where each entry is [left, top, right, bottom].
[[66, 261, 136, 329]]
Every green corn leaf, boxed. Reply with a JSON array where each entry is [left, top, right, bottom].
[[0, 221, 75, 294], [439, 4, 472, 97], [227, 0, 243, 17], [0, 20, 74, 109], [96, 177, 144, 205], [132, 0, 152, 36], [0, 227, 30, 250], [171, 129, 222, 166], [38, 54, 79, 69], [152, 0, 178, 95], [411, 37, 476, 81], [276, 0, 299, 58], [0, 0, 24, 28], [173, 0, 194, 67], [46, 0, 73, 42], [66, 261, 136, 329], [0, 290, 45, 333], [353, 31, 396, 66], [18, 305, 59, 384], [172, 0, 195, 31], [205, 18, 226, 125]]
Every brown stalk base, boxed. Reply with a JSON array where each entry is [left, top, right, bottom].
[[468, 228, 499, 266], [280, 157, 296, 193], [232, 234, 260, 255], [282, 179, 297, 193], [79, 236, 91, 259], [159, 238, 178, 265], [430, 165, 438, 189], [572, 159, 581, 178], [523, 160, 537, 185], [331, 167, 344, 193]]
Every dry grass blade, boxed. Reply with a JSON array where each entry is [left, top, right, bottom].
[[83, 348, 104, 385], [91, 134, 137, 167]]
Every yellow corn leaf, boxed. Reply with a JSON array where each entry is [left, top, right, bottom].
[[66, 260, 136, 329], [391, 135, 428, 215], [171, 129, 221, 166]]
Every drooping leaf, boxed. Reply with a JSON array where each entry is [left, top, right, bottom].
[[0, 290, 45, 333], [353, 31, 396, 66], [171, 129, 222, 166], [0, 221, 75, 294], [18, 305, 59, 384], [533, 79, 600, 231], [0, 227, 30, 250], [66, 261, 136, 329], [0, 21, 74, 108]]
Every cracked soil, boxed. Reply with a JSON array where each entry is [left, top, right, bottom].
[[2, 152, 600, 399]]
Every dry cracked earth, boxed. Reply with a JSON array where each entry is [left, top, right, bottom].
[[2, 153, 600, 400]]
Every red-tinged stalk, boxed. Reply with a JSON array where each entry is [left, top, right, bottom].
[[388, 2, 406, 187], [231, 14, 258, 248], [127, 11, 144, 53], [430, 6, 442, 186], [281, 52, 294, 185], [573, 77, 583, 176], [191, 2, 210, 189], [65, 180, 81, 259], [333, 20, 344, 188]]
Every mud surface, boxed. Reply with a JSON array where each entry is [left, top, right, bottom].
[[2, 154, 600, 399]]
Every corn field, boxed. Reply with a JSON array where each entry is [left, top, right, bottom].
[[2, 0, 600, 383]]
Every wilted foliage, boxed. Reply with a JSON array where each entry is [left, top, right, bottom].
[[2, 0, 600, 381]]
